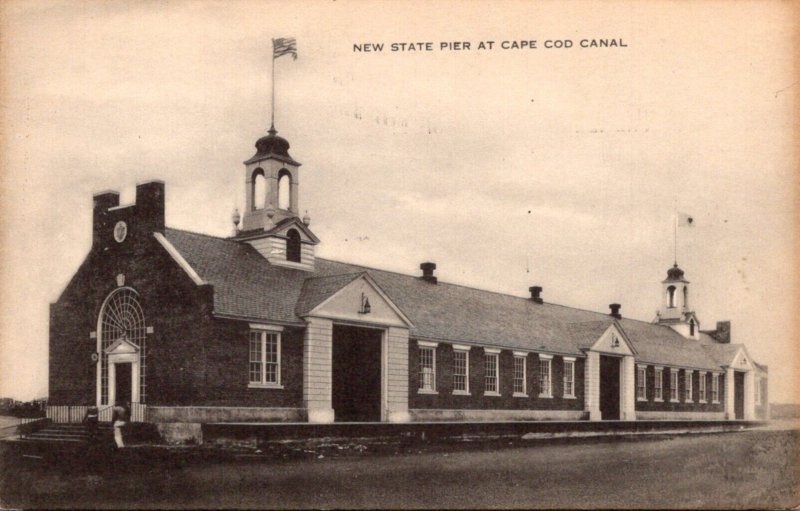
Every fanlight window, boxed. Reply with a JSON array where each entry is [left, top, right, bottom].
[[99, 288, 146, 404]]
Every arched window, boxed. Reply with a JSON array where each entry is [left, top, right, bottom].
[[690, 318, 696, 336], [667, 286, 676, 308], [683, 286, 688, 309], [252, 169, 266, 210], [286, 229, 301, 262], [98, 287, 146, 405], [278, 170, 292, 210]]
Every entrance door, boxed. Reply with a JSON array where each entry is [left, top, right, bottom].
[[600, 355, 621, 420], [332, 325, 382, 422], [734, 371, 745, 420], [115, 363, 132, 405]]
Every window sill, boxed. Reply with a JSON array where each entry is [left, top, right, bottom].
[[513, 392, 528, 398], [248, 383, 283, 389], [654, 398, 664, 402], [712, 400, 720, 404], [670, 399, 680, 403], [699, 400, 707, 404], [452, 390, 471, 396], [538, 393, 553, 399], [563, 395, 576, 400], [484, 391, 501, 397], [418, 389, 438, 395], [637, 398, 648, 402]]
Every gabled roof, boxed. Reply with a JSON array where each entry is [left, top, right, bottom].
[[295, 272, 364, 316], [163, 227, 741, 370]]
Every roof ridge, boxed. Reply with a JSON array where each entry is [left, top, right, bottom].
[[162, 228, 679, 328]]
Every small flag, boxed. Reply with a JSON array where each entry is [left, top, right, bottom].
[[677, 212, 695, 227], [273, 37, 298, 60]]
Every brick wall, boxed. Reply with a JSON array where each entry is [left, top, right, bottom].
[[634, 365, 725, 414], [201, 321, 304, 407], [408, 340, 584, 412], [49, 184, 215, 406]]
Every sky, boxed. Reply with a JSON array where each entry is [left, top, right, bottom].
[[0, 0, 797, 403]]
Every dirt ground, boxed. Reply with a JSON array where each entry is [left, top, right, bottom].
[[1, 428, 797, 509]]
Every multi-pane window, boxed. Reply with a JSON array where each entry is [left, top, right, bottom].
[[636, 365, 647, 400], [485, 352, 499, 394], [419, 346, 436, 392], [539, 357, 552, 397], [513, 355, 526, 395], [699, 372, 707, 402], [654, 368, 663, 401], [685, 371, 693, 402], [712, 373, 720, 402], [563, 359, 575, 397], [453, 349, 469, 393], [249, 330, 280, 385], [670, 369, 679, 401]]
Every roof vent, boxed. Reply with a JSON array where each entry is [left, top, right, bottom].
[[609, 303, 622, 319], [420, 262, 437, 284], [529, 286, 543, 304]]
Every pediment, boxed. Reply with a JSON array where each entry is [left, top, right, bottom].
[[729, 346, 754, 371], [266, 217, 319, 244], [303, 273, 413, 328], [105, 337, 139, 355], [589, 323, 636, 356]]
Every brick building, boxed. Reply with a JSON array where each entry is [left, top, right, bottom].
[[48, 125, 769, 426]]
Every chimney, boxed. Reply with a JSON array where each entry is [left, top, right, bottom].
[[420, 262, 437, 284], [92, 190, 120, 248], [135, 180, 166, 234], [529, 286, 543, 304], [609, 303, 622, 319], [715, 321, 731, 343]]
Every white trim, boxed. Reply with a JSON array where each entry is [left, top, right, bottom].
[[513, 351, 529, 357], [453, 349, 470, 394], [249, 323, 285, 332], [418, 344, 437, 393], [538, 353, 553, 360], [637, 363, 648, 369], [248, 383, 284, 389], [563, 356, 576, 362], [484, 351, 500, 394], [453, 344, 471, 352], [418, 340, 439, 348], [563, 358, 576, 398], [153, 232, 206, 286], [484, 347, 501, 354], [307, 273, 414, 328], [513, 354, 527, 396], [248, 330, 282, 387], [538, 357, 552, 398], [89, 331, 97, 339]]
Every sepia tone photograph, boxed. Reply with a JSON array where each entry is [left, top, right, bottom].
[[0, 0, 797, 508]]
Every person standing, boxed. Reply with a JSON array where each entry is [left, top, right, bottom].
[[111, 402, 128, 448], [82, 406, 99, 444]]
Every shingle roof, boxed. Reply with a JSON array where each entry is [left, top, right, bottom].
[[295, 272, 364, 316], [164, 228, 741, 370]]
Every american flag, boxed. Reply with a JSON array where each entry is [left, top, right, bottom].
[[273, 37, 298, 60]]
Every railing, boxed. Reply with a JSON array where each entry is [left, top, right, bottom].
[[46, 403, 148, 423]]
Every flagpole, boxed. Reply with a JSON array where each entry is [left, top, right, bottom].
[[271, 40, 275, 129]]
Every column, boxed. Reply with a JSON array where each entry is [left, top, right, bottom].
[[725, 367, 735, 419], [584, 351, 601, 420], [744, 370, 755, 420], [303, 317, 334, 423], [620, 356, 636, 420], [385, 327, 411, 423]]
